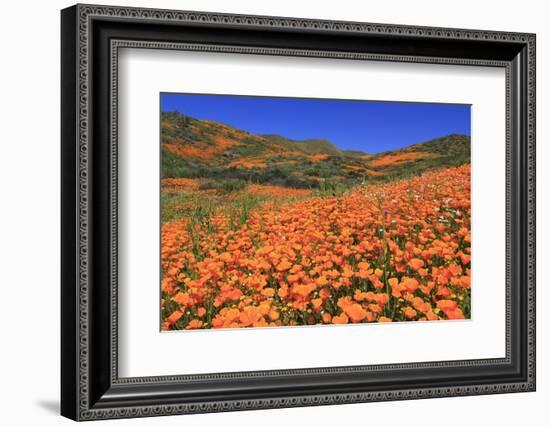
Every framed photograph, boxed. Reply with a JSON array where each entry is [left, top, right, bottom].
[[61, 4, 536, 421]]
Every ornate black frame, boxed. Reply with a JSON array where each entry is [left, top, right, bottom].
[[61, 3, 536, 421]]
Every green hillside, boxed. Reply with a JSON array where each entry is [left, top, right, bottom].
[[161, 111, 470, 188]]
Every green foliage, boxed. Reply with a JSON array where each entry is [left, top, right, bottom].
[[218, 179, 247, 194], [227, 193, 263, 231], [161, 146, 194, 178], [231, 140, 266, 157], [161, 112, 201, 143], [315, 178, 349, 197], [296, 139, 342, 156], [303, 161, 342, 178], [198, 181, 219, 191], [186, 203, 217, 258]]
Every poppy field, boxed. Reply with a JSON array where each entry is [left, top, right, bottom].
[[161, 164, 471, 331], [159, 94, 471, 331]]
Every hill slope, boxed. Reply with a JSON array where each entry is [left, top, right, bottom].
[[161, 111, 470, 188]]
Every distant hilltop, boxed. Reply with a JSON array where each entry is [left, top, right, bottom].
[[161, 111, 470, 188]]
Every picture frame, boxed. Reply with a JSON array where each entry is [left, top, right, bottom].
[[61, 3, 536, 421]]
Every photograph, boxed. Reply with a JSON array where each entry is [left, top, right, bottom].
[[58, 3, 536, 420], [160, 93, 472, 331]]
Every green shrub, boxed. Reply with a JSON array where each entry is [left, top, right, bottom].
[[218, 179, 247, 194], [198, 181, 219, 191]]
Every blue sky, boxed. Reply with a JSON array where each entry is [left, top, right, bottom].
[[161, 93, 470, 154]]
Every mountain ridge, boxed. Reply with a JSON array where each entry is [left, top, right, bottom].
[[161, 111, 470, 188]]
